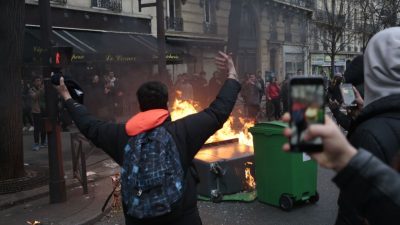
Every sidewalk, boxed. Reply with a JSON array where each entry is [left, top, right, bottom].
[[0, 128, 120, 225]]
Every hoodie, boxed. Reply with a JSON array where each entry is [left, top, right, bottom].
[[364, 27, 400, 107]]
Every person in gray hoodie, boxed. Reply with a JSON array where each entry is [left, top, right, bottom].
[[336, 27, 400, 225]]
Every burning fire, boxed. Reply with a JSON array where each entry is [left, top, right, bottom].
[[245, 162, 256, 190], [27, 221, 41, 225], [170, 94, 254, 146]]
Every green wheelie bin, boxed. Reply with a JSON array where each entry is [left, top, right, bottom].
[[249, 121, 318, 211]]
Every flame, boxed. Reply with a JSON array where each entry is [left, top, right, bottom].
[[27, 221, 41, 225], [170, 97, 254, 146], [245, 162, 256, 190]]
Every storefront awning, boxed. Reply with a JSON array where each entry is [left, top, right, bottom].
[[24, 26, 187, 64]]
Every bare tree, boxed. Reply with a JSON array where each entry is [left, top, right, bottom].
[[0, 0, 25, 180], [314, 0, 356, 77], [354, 0, 400, 49]]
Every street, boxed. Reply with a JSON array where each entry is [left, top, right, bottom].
[[96, 167, 339, 225]]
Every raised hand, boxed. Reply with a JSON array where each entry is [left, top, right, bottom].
[[54, 77, 72, 101], [215, 51, 238, 81]]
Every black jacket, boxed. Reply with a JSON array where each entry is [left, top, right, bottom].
[[333, 149, 400, 225], [65, 79, 241, 225], [348, 94, 400, 164], [336, 94, 400, 225]]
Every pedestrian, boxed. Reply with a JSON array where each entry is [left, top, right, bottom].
[[85, 74, 103, 117], [175, 73, 194, 101], [256, 71, 265, 103], [329, 55, 364, 131], [280, 74, 290, 114], [22, 79, 34, 132], [281, 113, 400, 225], [55, 51, 241, 225], [242, 74, 262, 120], [266, 77, 281, 120], [29, 76, 46, 151], [335, 27, 400, 225]]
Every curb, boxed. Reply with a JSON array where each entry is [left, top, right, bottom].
[[81, 207, 112, 225]]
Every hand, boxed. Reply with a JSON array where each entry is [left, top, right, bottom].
[[281, 113, 357, 172], [54, 77, 72, 101], [328, 99, 340, 111], [215, 51, 238, 81], [353, 86, 364, 110]]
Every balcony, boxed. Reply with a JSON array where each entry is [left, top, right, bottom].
[[91, 0, 122, 12], [314, 10, 346, 26], [281, 0, 314, 8], [51, 0, 67, 4], [272, 0, 315, 10], [203, 22, 217, 34], [166, 17, 183, 31], [33, 0, 67, 4]]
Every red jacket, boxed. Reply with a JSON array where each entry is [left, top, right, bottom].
[[267, 83, 280, 99]]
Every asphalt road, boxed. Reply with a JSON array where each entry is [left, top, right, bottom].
[[96, 167, 339, 225]]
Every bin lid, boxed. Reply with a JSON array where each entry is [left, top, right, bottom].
[[249, 121, 288, 135]]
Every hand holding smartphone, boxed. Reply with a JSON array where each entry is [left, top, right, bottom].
[[289, 77, 325, 152], [340, 83, 356, 107]]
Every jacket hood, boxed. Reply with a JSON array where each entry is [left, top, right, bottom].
[[125, 109, 169, 136], [364, 27, 400, 107]]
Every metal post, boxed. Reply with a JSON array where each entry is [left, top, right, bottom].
[[156, 0, 167, 79], [39, 0, 66, 203]]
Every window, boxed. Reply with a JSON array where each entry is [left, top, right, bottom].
[[168, 0, 176, 18], [166, 0, 183, 31], [92, 0, 122, 12], [201, 0, 217, 34], [204, 0, 211, 24]]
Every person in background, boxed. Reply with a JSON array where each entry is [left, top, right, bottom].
[[282, 113, 399, 225], [85, 74, 103, 117], [280, 74, 290, 114], [175, 73, 193, 101], [327, 73, 343, 104], [29, 76, 47, 151], [266, 77, 281, 120], [242, 74, 262, 120], [329, 55, 365, 131], [191, 72, 208, 107], [22, 79, 34, 132], [256, 71, 265, 103]]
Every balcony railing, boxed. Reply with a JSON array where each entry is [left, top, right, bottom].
[[314, 10, 346, 26], [166, 17, 183, 31], [277, 0, 315, 9], [34, 0, 67, 4], [51, 0, 67, 4], [203, 22, 217, 34], [91, 0, 122, 12]]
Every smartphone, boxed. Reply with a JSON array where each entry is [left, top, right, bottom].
[[340, 83, 356, 107], [289, 77, 325, 152]]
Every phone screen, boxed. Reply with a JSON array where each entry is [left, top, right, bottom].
[[290, 78, 325, 152], [340, 84, 356, 106]]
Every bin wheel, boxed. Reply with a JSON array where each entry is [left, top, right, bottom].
[[279, 194, 293, 211], [210, 190, 223, 203], [309, 192, 319, 204]]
